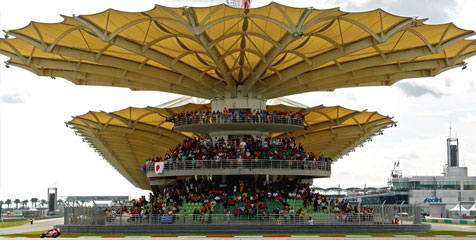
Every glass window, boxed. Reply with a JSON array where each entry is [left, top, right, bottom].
[[394, 182, 410, 190], [464, 185, 475, 190], [437, 181, 459, 185], [415, 181, 436, 190], [463, 181, 476, 190], [420, 181, 437, 185]]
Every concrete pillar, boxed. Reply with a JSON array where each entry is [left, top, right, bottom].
[[211, 97, 266, 112], [222, 175, 227, 183], [209, 130, 270, 139], [209, 98, 269, 139]]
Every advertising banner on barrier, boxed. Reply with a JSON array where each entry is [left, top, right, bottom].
[[155, 162, 164, 174]]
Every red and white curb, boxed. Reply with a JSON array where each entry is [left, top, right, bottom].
[[2, 235, 476, 238]]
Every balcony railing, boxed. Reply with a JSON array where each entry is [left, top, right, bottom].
[[171, 114, 304, 127], [146, 159, 331, 174]]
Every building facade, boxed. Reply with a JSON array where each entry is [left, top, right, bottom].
[[355, 135, 476, 214]]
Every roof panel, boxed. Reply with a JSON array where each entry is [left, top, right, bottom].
[[272, 4, 307, 26], [102, 45, 147, 63], [1, 3, 475, 99]]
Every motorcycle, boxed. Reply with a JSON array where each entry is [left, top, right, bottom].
[[40, 228, 61, 238]]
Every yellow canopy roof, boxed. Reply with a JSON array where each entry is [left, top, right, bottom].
[[1, 3, 475, 98], [68, 101, 394, 189]]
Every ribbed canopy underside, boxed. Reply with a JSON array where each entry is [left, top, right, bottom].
[[1, 2, 475, 98], [68, 100, 394, 189]]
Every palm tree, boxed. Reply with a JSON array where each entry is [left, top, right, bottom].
[[21, 200, 29, 209], [0, 200, 3, 219], [5, 199, 12, 210], [30, 198, 39, 208], [14, 199, 20, 209], [40, 199, 47, 207]]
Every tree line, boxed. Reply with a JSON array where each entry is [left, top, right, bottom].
[[0, 198, 48, 209]]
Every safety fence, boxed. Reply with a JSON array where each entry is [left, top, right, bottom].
[[146, 159, 331, 173], [64, 204, 421, 226], [172, 114, 304, 127]]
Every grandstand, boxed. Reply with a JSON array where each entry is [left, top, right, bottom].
[[1, 1, 475, 232]]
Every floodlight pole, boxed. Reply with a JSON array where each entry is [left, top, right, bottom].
[[400, 201, 405, 224], [458, 192, 462, 217]]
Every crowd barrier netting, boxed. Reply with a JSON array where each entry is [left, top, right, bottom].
[[64, 204, 421, 226]]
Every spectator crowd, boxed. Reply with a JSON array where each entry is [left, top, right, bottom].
[[167, 108, 304, 126], [143, 136, 332, 172], [105, 178, 373, 224]]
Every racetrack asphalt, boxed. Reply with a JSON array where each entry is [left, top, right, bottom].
[[0, 217, 63, 235], [1, 236, 476, 239], [425, 222, 476, 232]]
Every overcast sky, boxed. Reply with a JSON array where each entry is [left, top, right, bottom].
[[1, 0, 476, 203]]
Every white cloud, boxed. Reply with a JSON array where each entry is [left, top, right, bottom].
[[460, 113, 476, 122], [416, 111, 453, 117], [0, 91, 27, 104], [396, 82, 442, 98]]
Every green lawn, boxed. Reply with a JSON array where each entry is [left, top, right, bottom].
[[0, 219, 29, 228], [425, 221, 476, 226], [3, 230, 476, 237], [1, 230, 45, 237]]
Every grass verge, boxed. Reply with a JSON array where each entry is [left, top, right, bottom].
[[426, 222, 476, 226], [0, 220, 30, 228], [1, 231, 45, 237]]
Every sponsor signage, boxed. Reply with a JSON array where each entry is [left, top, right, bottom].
[[423, 197, 442, 203], [66, 196, 129, 202], [345, 197, 361, 203]]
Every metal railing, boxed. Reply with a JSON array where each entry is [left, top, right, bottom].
[[146, 159, 331, 173], [171, 114, 304, 127], [64, 204, 421, 226], [102, 213, 374, 225]]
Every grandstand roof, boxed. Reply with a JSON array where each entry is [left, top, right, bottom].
[[68, 98, 394, 189], [1, 3, 475, 99]]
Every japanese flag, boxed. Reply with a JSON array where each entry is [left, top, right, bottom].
[[154, 162, 164, 174]]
